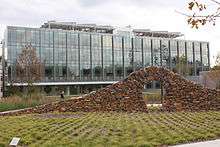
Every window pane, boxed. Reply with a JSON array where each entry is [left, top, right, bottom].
[[143, 38, 151, 67]]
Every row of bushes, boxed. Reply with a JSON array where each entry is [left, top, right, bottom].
[[0, 95, 61, 112], [0, 84, 82, 112], [5, 85, 55, 97], [0, 85, 62, 112], [143, 92, 162, 104]]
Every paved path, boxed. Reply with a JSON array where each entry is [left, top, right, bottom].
[[172, 139, 220, 147], [0, 108, 31, 115]]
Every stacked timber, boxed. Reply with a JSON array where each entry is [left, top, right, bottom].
[[0, 66, 220, 116]]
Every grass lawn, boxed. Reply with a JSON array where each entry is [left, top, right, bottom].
[[0, 111, 219, 147]]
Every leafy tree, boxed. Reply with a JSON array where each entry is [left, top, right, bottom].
[[183, 0, 220, 28], [175, 55, 191, 76], [94, 66, 102, 77], [115, 65, 123, 77]]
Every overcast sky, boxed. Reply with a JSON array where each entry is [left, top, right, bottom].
[[0, 0, 219, 65]]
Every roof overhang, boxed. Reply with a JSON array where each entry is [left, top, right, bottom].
[[6, 81, 118, 86]]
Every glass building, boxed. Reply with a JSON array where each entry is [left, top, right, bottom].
[[3, 23, 210, 95]]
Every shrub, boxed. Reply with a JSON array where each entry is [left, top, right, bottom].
[[143, 92, 161, 104], [0, 94, 59, 112]]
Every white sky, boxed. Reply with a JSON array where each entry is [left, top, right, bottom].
[[0, 0, 219, 66]]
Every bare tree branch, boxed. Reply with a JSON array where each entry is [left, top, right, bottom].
[[16, 44, 44, 84], [210, 0, 220, 5], [177, 0, 220, 28], [175, 10, 220, 17]]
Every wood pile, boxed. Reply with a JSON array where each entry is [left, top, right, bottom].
[[1, 66, 220, 116]]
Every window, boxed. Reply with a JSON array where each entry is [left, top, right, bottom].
[[143, 38, 151, 67], [133, 37, 142, 70], [114, 36, 123, 78], [152, 39, 161, 66]]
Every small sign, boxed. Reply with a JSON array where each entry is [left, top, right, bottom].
[[9, 137, 20, 146]]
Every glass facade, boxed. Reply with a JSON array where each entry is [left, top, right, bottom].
[[152, 38, 161, 66], [67, 32, 79, 81], [133, 37, 143, 70], [170, 40, 178, 71], [124, 36, 132, 76], [114, 36, 123, 79], [5, 26, 210, 83], [91, 34, 102, 80], [143, 38, 151, 67], [187, 41, 194, 76]]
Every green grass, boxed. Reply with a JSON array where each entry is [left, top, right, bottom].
[[0, 111, 219, 147]]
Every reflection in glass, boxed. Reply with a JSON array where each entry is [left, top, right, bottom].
[[6, 26, 210, 83], [114, 36, 123, 79], [152, 39, 161, 66]]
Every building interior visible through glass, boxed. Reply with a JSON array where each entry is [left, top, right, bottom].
[[3, 21, 210, 95]]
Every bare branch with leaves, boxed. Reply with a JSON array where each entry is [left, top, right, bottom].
[[178, 0, 220, 28]]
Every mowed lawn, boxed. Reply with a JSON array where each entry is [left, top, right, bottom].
[[0, 111, 220, 147]]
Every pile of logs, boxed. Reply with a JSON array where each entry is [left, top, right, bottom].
[[1, 66, 220, 116]]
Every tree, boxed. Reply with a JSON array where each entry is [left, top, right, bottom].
[[16, 44, 44, 96], [94, 66, 102, 77], [182, 0, 220, 28], [212, 52, 220, 70], [161, 44, 170, 67], [16, 44, 44, 83], [201, 53, 220, 88], [175, 55, 192, 76]]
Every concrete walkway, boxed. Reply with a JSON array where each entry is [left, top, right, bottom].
[[172, 139, 220, 147], [0, 107, 31, 115]]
